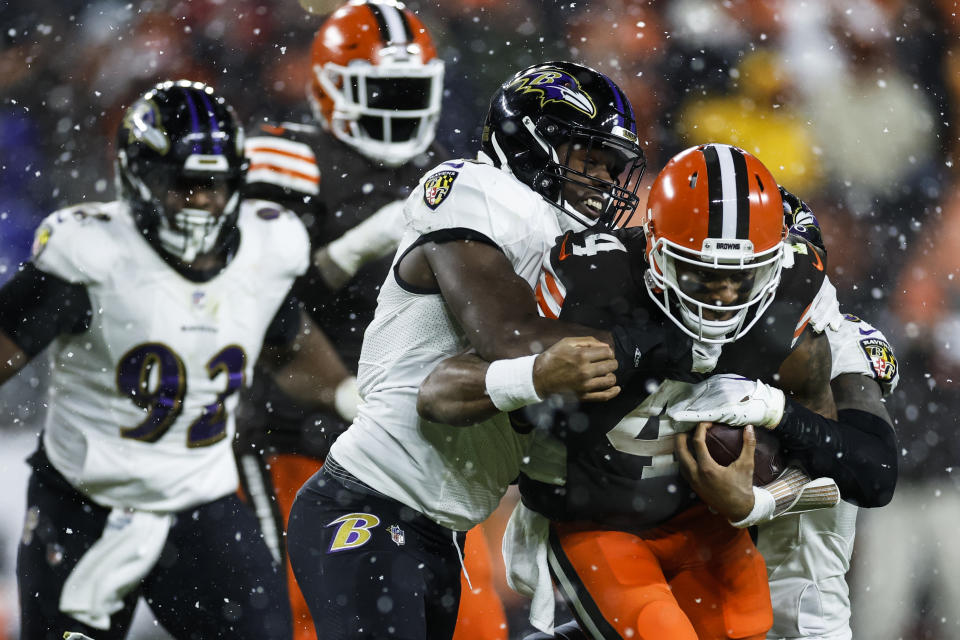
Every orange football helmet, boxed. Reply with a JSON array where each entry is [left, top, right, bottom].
[[308, 0, 443, 166], [642, 143, 787, 343]]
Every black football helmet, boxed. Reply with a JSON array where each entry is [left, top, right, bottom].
[[116, 80, 248, 262], [480, 61, 645, 229]]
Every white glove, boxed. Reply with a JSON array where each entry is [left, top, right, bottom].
[[668, 374, 786, 429], [325, 200, 406, 277], [334, 376, 361, 422]]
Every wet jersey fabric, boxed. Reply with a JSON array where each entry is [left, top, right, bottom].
[[328, 157, 566, 532], [759, 315, 897, 640], [29, 199, 309, 511], [518, 227, 829, 531], [241, 122, 447, 456]]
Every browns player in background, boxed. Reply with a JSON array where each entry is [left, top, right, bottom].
[[238, 1, 506, 638]]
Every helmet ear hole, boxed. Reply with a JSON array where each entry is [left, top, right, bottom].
[[755, 174, 765, 191], [689, 172, 698, 189]]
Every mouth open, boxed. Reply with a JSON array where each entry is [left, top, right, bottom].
[[574, 194, 606, 219]]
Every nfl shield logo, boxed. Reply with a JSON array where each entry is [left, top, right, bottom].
[[388, 524, 405, 546]]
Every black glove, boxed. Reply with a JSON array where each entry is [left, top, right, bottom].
[[779, 185, 825, 253]]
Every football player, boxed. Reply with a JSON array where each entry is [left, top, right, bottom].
[[418, 144, 896, 639], [284, 61, 667, 640], [669, 199, 900, 640], [0, 81, 350, 640], [237, 1, 510, 637]]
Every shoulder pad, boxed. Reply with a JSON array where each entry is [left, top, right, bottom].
[[238, 200, 311, 279], [403, 160, 544, 245], [31, 202, 122, 284], [245, 125, 320, 201], [783, 235, 826, 274], [780, 238, 830, 345], [827, 315, 900, 395], [541, 228, 642, 327]]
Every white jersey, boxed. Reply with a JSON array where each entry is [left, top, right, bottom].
[[329, 158, 565, 531], [33, 199, 309, 512], [761, 315, 897, 640]]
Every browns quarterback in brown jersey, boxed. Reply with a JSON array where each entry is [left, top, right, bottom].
[[418, 143, 899, 639], [237, 2, 507, 638]]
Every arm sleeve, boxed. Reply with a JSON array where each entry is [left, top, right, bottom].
[[262, 289, 301, 348], [776, 400, 898, 507], [0, 263, 92, 356]]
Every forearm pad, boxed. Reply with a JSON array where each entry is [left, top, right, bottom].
[[776, 401, 898, 507], [731, 467, 840, 528]]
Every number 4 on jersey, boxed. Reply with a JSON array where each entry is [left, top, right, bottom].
[[558, 232, 626, 261]]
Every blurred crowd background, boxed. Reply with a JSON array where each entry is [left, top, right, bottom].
[[1, 0, 959, 638]]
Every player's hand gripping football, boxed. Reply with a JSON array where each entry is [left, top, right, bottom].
[[677, 422, 757, 522], [667, 373, 786, 429], [533, 337, 620, 402]]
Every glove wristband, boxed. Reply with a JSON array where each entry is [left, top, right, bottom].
[[485, 355, 542, 412], [729, 486, 776, 528]]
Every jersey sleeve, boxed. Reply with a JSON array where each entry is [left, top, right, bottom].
[[827, 314, 900, 395], [244, 124, 321, 214], [402, 161, 538, 250], [780, 236, 831, 345], [262, 289, 301, 347], [545, 228, 644, 329], [245, 201, 312, 279], [0, 262, 92, 356], [30, 204, 118, 285]]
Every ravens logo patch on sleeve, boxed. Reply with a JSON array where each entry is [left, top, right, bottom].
[[423, 170, 458, 210], [31, 224, 52, 259], [860, 337, 898, 384]]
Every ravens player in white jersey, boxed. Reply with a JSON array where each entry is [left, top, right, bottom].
[[0, 81, 347, 640], [284, 61, 669, 639], [238, 2, 510, 638]]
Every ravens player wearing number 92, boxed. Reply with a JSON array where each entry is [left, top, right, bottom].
[[0, 80, 350, 640]]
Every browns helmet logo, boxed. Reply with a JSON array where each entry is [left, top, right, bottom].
[[423, 170, 458, 210], [860, 337, 898, 384]]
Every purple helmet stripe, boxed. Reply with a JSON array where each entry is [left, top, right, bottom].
[[180, 87, 203, 154], [197, 91, 223, 154]]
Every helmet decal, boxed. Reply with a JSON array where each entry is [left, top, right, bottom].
[[509, 69, 597, 118], [121, 100, 169, 155], [703, 143, 752, 240], [366, 1, 414, 45]]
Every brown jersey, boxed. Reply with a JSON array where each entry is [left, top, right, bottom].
[[518, 226, 827, 531], [240, 121, 448, 456]]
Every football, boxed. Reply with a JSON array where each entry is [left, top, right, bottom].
[[688, 423, 784, 485]]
